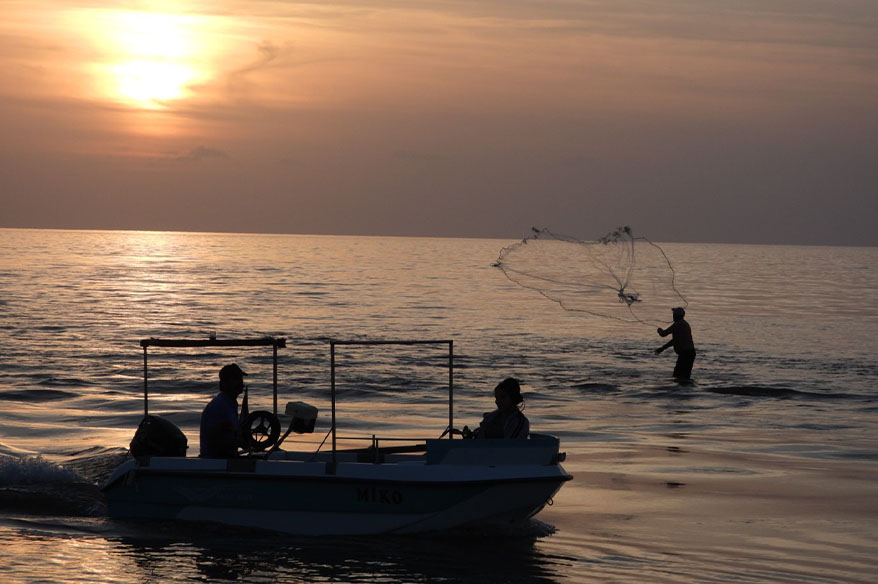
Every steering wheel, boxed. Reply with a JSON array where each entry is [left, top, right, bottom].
[[441, 427, 475, 439], [244, 410, 281, 451]]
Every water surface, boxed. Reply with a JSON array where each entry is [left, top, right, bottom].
[[1, 229, 876, 583]]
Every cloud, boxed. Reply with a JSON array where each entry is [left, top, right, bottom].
[[220, 40, 283, 98], [176, 145, 229, 162]]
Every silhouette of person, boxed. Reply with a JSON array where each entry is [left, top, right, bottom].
[[199, 363, 246, 458], [462, 377, 530, 439], [655, 307, 696, 380]]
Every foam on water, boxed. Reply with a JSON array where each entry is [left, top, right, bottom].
[[0, 456, 80, 485], [0, 455, 108, 518]]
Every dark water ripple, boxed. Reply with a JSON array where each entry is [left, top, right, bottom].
[[0, 389, 78, 401]]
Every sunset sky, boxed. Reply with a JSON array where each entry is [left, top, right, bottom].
[[2, 1, 876, 245]]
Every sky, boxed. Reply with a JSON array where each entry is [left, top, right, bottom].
[[1, 1, 876, 245]]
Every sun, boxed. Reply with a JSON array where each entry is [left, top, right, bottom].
[[112, 60, 196, 107], [91, 10, 209, 109]]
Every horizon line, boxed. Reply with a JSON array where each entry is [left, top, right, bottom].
[[0, 225, 874, 249]]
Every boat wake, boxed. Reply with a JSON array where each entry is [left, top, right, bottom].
[[0, 455, 108, 517]]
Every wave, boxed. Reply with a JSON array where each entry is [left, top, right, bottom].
[[572, 382, 620, 393], [0, 388, 78, 402], [706, 386, 856, 399], [0, 442, 38, 457]]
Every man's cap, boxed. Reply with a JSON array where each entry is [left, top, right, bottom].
[[219, 363, 248, 380], [671, 307, 685, 317]]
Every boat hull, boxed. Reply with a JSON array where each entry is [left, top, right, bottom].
[[103, 457, 570, 535]]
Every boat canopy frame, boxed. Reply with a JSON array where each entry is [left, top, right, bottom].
[[139, 337, 455, 456], [139, 337, 287, 417]]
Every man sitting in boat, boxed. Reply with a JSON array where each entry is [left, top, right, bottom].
[[462, 377, 530, 439], [199, 363, 246, 458]]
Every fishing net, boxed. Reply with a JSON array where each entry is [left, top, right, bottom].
[[495, 227, 687, 326]]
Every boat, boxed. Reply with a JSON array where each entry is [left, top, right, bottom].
[[101, 337, 573, 535]]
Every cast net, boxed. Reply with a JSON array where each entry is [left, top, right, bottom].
[[495, 227, 687, 326]]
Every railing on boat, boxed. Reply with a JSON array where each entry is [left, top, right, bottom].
[[329, 339, 454, 466]]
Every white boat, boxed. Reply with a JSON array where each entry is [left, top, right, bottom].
[[102, 337, 572, 536]]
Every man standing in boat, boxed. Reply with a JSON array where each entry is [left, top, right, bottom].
[[655, 307, 697, 380], [199, 363, 246, 458]]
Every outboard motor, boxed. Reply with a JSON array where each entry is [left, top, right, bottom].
[[129, 415, 188, 457]]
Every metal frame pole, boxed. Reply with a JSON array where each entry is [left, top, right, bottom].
[[143, 345, 149, 417], [448, 340, 454, 438], [330, 341, 337, 467], [273, 343, 278, 415]]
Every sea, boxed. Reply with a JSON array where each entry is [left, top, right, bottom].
[[1, 228, 876, 583]]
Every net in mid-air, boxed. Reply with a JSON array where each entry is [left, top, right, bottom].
[[495, 226, 687, 326]]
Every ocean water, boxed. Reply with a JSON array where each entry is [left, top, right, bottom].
[[1, 228, 876, 583]]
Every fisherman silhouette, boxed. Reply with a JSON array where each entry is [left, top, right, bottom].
[[655, 307, 696, 380], [199, 363, 246, 458]]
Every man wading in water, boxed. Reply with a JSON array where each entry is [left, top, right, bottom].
[[655, 307, 696, 381]]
